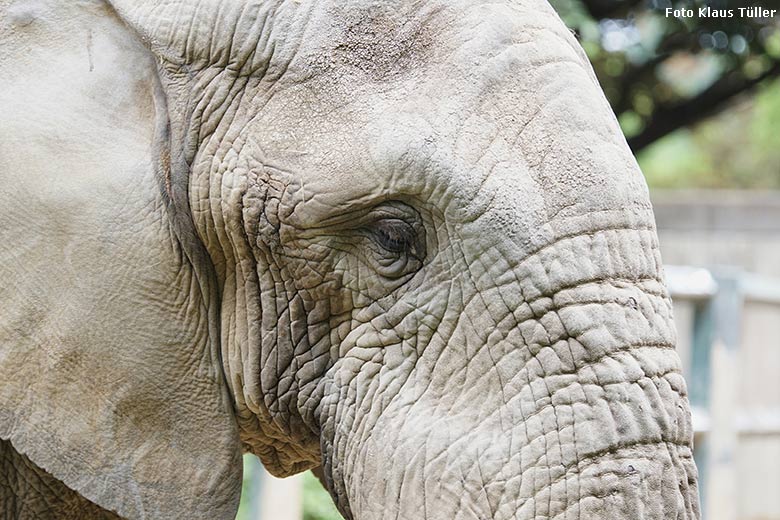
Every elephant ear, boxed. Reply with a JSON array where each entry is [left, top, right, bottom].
[[0, 2, 241, 519]]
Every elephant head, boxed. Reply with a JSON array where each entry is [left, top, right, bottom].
[[0, 0, 700, 518]]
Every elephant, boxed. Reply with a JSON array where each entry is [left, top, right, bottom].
[[0, 0, 700, 518]]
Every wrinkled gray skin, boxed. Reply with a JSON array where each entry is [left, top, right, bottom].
[[0, 0, 700, 519]]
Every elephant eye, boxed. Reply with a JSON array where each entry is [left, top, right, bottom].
[[355, 203, 426, 280], [371, 219, 417, 254]]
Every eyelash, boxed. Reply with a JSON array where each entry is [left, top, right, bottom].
[[357, 207, 426, 279], [370, 219, 417, 255]]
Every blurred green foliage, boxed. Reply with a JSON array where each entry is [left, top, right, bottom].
[[639, 77, 780, 188], [235, 456, 256, 520], [550, 0, 780, 154], [303, 472, 343, 520]]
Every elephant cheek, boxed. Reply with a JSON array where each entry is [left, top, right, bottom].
[[323, 228, 700, 520]]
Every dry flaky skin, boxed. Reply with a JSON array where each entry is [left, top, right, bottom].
[[0, 0, 700, 519]]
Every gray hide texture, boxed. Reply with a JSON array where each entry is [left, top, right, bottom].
[[0, 0, 701, 519]]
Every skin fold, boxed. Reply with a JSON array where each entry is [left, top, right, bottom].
[[0, 439, 120, 519], [0, 0, 701, 519]]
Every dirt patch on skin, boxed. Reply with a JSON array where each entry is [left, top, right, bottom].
[[300, 0, 454, 84], [331, 7, 437, 79]]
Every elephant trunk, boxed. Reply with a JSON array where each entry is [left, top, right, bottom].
[[320, 213, 700, 520]]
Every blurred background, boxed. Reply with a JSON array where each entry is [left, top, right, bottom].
[[238, 1, 780, 518]]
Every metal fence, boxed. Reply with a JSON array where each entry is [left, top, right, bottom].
[[667, 265, 780, 520]]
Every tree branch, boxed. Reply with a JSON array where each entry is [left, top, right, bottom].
[[579, 0, 644, 18], [627, 61, 780, 152]]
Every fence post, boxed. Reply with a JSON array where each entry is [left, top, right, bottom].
[[705, 271, 743, 520], [242, 457, 303, 520], [258, 472, 303, 520], [689, 291, 714, 512]]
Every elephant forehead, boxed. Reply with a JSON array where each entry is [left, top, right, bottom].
[[296, 0, 447, 81], [221, 0, 645, 233], [280, 0, 579, 84], [240, 68, 627, 232]]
